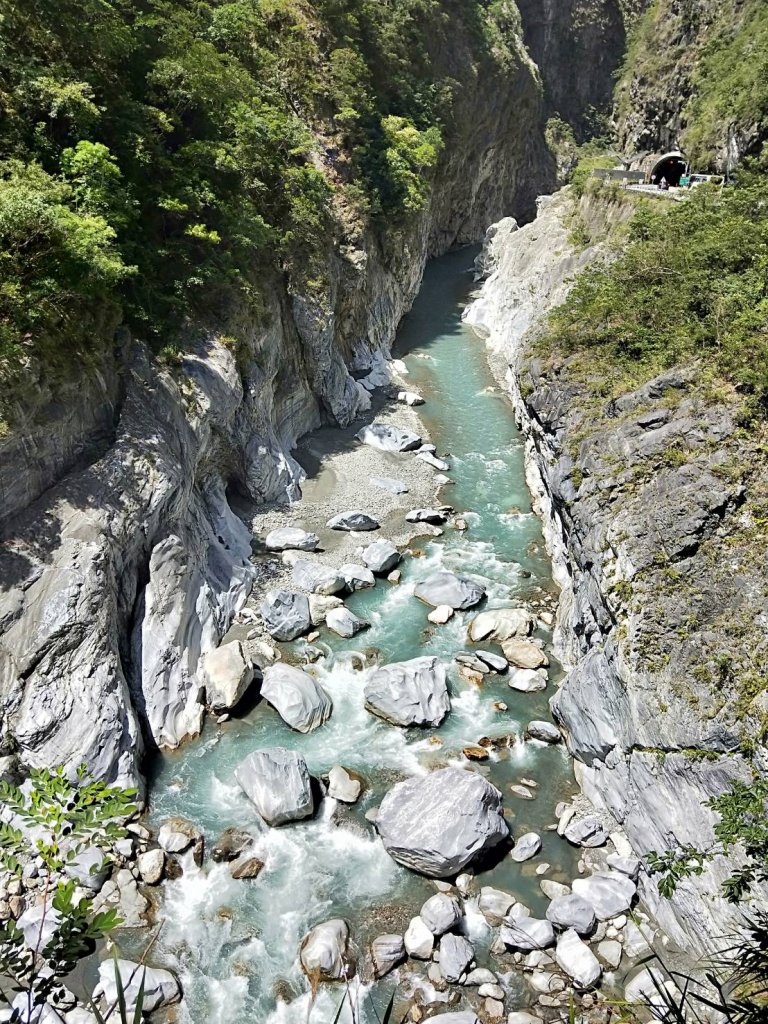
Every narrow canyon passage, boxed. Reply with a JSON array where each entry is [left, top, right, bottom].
[[141, 248, 580, 1022]]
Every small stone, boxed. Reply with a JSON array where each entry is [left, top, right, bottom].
[[463, 746, 489, 762], [598, 939, 623, 969], [137, 849, 165, 885], [230, 855, 264, 880], [464, 968, 497, 986], [404, 916, 434, 959], [479, 984, 504, 1000], [509, 833, 541, 863], [387, 570, 401, 583], [485, 998, 505, 1018], [428, 605, 455, 624], [535, 863, 551, 876], [509, 784, 534, 800]]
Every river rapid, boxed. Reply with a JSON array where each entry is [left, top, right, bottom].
[[142, 248, 580, 1023]]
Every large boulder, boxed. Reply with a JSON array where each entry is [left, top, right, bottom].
[[260, 590, 311, 641], [364, 656, 449, 727], [420, 893, 462, 936], [199, 641, 255, 711], [564, 818, 608, 848], [406, 508, 450, 524], [157, 816, 203, 864], [375, 766, 509, 877], [502, 640, 548, 669], [292, 560, 346, 596], [235, 747, 314, 825], [371, 934, 406, 978], [363, 540, 401, 573], [326, 607, 369, 638], [525, 721, 561, 744], [509, 832, 541, 863], [545, 894, 596, 936], [468, 608, 534, 642], [340, 563, 375, 591], [571, 872, 636, 920], [300, 919, 355, 982], [404, 915, 434, 958], [327, 765, 362, 803], [414, 571, 486, 610], [261, 663, 332, 733], [556, 930, 602, 989], [508, 669, 547, 692], [327, 510, 380, 532], [265, 527, 319, 552], [93, 960, 180, 1014], [356, 423, 421, 452], [308, 594, 344, 626], [500, 916, 555, 951], [439, 933, 474, 983]]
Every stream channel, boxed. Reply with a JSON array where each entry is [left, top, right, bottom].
[[143, 248, 580, 1023]]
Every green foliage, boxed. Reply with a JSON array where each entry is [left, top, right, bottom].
[[710, 776, 768, 902], [645, 845, 705, 898], [0, 765, 136, 1019], [569, 147, 617, 197], [544, 171, 768, 418]]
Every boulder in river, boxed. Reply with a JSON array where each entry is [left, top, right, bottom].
[[406, 508, 450, 524], [370, 476, 409, 495], [525, 721, 561, 744], [235, 747, 314, 826], [199, 640, 255, 711], [439, 933, 474, 982], [428, 604, 454, 624], [572, 872, 636, 920], [340, 563, 375, 591], [509, 832, 541, 863], [94, 960, 180, 1015], [420, 892, 462, 936], [545, 894, 596, 936], [300, 919, 355, 982], [308, 594, 343, 626], [157, 817, 204, 864], [371, 934, 406, 978], [500, 916, 555, 951], [260, 590, 311, 641], [364, 656, 449, 727], [327, 765, 362, 803], [404, 915, 434, 958], [375, 765, 509, 877], [475, 650, 508, 673], [265, 527, 319, 552], [414, 571, 486, 610], [292, 560, 346, 596], [556, 929, 602, 989], [260, 664, 332, 733], [212, 827, 254, 863], [327, 510, 380, 532], [416, 451, 450, 471], [502, 639, 548, 669], [397, 390, 425, 406], [508, 668, 547, 692], [468, 608, 534, 643], [478, 887, 515, 924], [356, 423, 422, 452], [326, 607, 369, 638], [363, 539, 402, 573]]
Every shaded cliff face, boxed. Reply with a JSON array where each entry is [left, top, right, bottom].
[[0, 15, 554, 787], [465, 188, 768, 958], [515, 0, 634, 140]]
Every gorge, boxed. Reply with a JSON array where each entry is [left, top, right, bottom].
[[0, 1, 767, 1022]]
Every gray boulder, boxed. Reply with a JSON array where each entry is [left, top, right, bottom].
[[508, 669, 547, 692], [468, 608, 533, 642], [416, 451, 450, 471], [571, 872, 637, 920], [475, 650, 508, 673], [525, 721, 561, 744], [94, 960, 180, 1014], [340, 563, 375, 591], [607, 853, 641, 880], [406, 508, 450, 524], [420, 892, 462, 936], [478, 887, 515, 923], [509, 832, 541, 863], [556, 930, 602, 989], [326, 607, 369, 638], [308, 594, 344, 626], [545, 894, 596, 936], [327, 510, 380, 532], [371, 934, 406, 978], [261, 663, 332, 733], [439, 933, 474, 983], [356, 423, 422, 452], [327, 765, 361, 803], [199, 640, 255, 711], [292, 560, 346, 596], [363, 540, 401, 573], [260, 590, 311, 641], [414, 571, 486, 610], [370, 477, 409, 494], [500, 916, 555, 951], [235, 747, 314, 826], [265, 527, 319, 552], [300, 919, 355, 982], [564, 818, 607, 848], [364, 656, 449, 727], [375, 766, 509, 877]]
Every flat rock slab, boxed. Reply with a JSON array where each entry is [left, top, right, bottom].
[[414, 571, 486, 610], [475, 650, 508, 673], [356, 423, 422, 452], [556, 929, 602, 989], [260, 590, 311, 641], [376, 765, 509, 877], [364, 656, 450, 727], [235, 747, 314, 826], [327, 510, 380, 532], [500, 916, 555, 952], [416, 451, 450, 471], [261, 664, 332, 733], [265, 527, 319, 552], [370, 477, 409, 494]]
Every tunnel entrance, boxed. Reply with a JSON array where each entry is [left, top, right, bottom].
[[651, 152, 687, 187]]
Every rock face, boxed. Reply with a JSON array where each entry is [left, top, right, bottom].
[[465, 187, 768, 954], [199, 641, 255, 711], [260, 591, 311, 641], [414, 572, 486, 610], [300, 919, 354, 982], [375, 766, 509, 877], [235, 747, 314, 825], [364, 656, 450, 727], [260, 664, 332, 733]]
